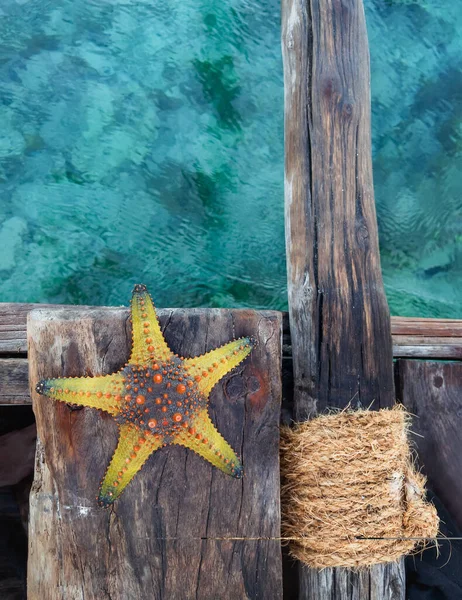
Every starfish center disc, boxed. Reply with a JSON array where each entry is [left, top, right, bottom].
[[116, 357, 204, 439]]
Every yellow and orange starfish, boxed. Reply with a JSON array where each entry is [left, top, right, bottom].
[[36, 284, 254, 507]]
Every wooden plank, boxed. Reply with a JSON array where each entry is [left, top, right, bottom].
[[397, 360, 462, 532], [1, 301, 461, 357], [27, 306, 283, 600], [0, 320, 460, 408], [282, 0, 404, 597], [2, 334, 461, 407], [391, 317, 462, 337], [301, 565, 405, 600], [393, 336, 462, 359], [0, 303, 69, 354], [0, 358, 30, 404]]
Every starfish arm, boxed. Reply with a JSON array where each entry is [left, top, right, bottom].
[[98, 424, 163, 507], [175, 409, 243, 478], [35, 373, 125, 416], [183, 337, 255, 398], [129, 284, 173, 366]]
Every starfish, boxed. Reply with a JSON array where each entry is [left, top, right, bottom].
[[35, 284, 255, 508]]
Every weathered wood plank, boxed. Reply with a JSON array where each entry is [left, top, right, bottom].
[[397, 360, 462, 532], [0, 358, 30, 404], [392, 336, 462, 359], [1, 301, 460, 357], [2, 332, 461, 406], [282, 0, 404, 597], [0, 303, 71, 354], [27, 307, 283, 600], [300, 564, 405, 600], [391, 317, 462, 337]]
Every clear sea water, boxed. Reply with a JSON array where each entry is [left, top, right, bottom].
[[0, 0, 460, 317]]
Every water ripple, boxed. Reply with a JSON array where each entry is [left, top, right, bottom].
[[0, 0, 459, 317]]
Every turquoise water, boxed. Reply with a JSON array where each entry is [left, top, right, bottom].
[[0, 0, 460, 317], [367, 0, 461, 317]]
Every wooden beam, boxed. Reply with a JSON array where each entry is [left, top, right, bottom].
[[27, 307, 283, 599], [0, 303, 71, 355], [392, 336, 462, 359], [1, 331, 461, 407], [391, 317, 462, 337], [0, 359, 30, 404], [397, 360, 462, 532], [1, 302, 460, 357], [282, 0, 404, 597]]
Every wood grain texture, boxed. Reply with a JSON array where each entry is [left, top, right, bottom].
[[0, 359, 30, 404], [282, 0, 404, 597], [0, 303, 70, 355], [28, 307, 283, 600], [299, 563, 405, 600], [397, 360, 462, 531], [391, 318, 462, 337], [392, 336, 462, 359], [282, 0, 394, 418]]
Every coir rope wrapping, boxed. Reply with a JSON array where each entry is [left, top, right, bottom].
[[280, 406, 439, 568]]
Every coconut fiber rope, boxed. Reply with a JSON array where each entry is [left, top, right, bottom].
[[280, 406, 439, 569]]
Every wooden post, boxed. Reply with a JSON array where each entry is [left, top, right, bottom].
[[282, 0, 405, 597], [28, 307, 283, 600]]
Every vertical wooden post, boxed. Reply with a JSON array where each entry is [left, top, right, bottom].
[[282, 0, 405, 597]]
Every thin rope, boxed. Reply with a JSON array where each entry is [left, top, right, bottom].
[[130, 536, 454, 541]]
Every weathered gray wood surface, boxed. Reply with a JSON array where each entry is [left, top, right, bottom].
[[0, 303, 71, 355], [391, 316, 462, 359], [392, 336, 462, 359], [282, 0, 404, 597], [0, 359, 29, 404], [28, 307, 283, 600], [397, 360, 462, 532], [300, 564, 405, 600]]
